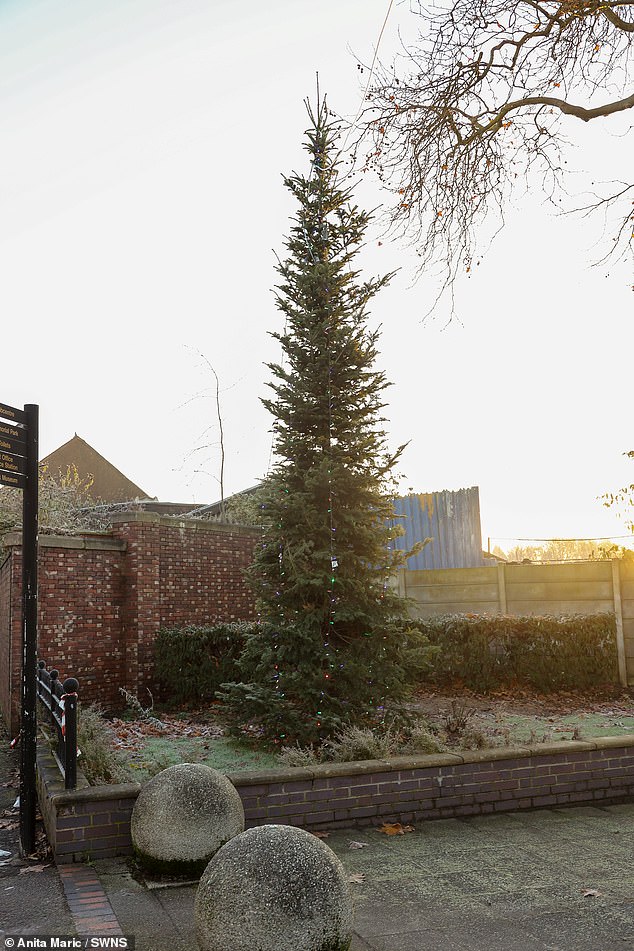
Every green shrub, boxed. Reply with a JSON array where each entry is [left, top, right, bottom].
[[154, 622, 252, 705], [406, 721, 444, 755], [77, 705, 133, 785], [413, 613, 618, 692], [277, 717, 444, 766], [321, 725, 399, 762], [277, 744, 319, 768]]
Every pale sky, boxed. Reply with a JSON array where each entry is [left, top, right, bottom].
[[1, 0, 632, 549]]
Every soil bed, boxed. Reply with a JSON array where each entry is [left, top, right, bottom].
[[408, 683, 634, 746], [108, 685, 634, 780], [109, 709, 279, 781]]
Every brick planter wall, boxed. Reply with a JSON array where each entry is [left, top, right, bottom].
[[232, 738, 634, 828], [36, 741, 139, 863], [38, 736, 634, 863]]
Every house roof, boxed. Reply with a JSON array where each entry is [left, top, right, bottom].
[[41, 434, 152, 503]]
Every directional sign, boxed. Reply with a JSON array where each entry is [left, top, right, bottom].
[[0, 451, 25, 475], [0, 402, 26, 425], [0, 421, 24, 442], [0, 434, 25, 455], [0, 469, 25, 489]]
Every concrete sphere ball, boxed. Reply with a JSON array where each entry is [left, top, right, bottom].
[[131, 763, 244, 877], [195, 824, 353, 951]]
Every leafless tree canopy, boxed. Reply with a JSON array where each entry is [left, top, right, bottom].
[[356, 1, 634, 303]]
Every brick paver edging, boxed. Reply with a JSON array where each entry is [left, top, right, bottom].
[[58, 864, 125, 936], [37, 735, 634, 862]]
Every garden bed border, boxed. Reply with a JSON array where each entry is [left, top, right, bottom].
[[37, 734, 634, 863]]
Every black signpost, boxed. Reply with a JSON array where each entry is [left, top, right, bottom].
[[0, 401, 38, 854]]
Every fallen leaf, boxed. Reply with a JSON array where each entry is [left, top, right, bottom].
[[378, 822, 415, 835], [348, 840, 369, 850], [582, 888, 602, 898], [19, 864, 51, 874], [311, 831, 330, 839], [348, 873, 365, 884]]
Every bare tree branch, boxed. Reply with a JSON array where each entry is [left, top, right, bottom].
[[353, 0, 634, 306]]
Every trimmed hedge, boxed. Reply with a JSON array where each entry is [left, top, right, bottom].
[[414, 613, 619, 692], [154, 622, 250, 704], [155, 613, 619, 704]]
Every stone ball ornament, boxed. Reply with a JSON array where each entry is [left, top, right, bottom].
[[131, 763, 244, 877], [195, 824, 353, 951]]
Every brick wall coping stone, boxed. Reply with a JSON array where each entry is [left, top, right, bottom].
[[109, 511, 261, 535], [223, 737, 624, 786], [2, 531, 126, 551]]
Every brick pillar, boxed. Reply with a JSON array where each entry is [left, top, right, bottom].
[[110, 515, 162, 699]]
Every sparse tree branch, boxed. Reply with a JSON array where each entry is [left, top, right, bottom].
[[183, 348, 227, 515]]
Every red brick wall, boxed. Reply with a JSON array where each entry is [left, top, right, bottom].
[[37, 538, 127, 717], [0, 515, 259, 733], [109, 514, 258, 698], [0, 549, 19, 737]]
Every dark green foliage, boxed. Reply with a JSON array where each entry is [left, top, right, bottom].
[[414, 613, 618, 692], [154, 623, 250, 704], [219, 97, 428, 746], [220, 620, 436, 745]]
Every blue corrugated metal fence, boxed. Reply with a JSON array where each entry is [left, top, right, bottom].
[[389, 487, 486, 570]]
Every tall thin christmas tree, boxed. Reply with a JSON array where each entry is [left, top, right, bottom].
[[221, 97, 427, 745]]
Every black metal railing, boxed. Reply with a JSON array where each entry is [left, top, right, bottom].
[[36, 661, 79, 789]]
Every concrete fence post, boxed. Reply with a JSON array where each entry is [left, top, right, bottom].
[[497, 562, 507, 615], [611, 559, 628, 687]]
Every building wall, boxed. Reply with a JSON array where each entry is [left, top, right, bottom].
[[109, 514, 258, 698], [0, 515, 259, 733]]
